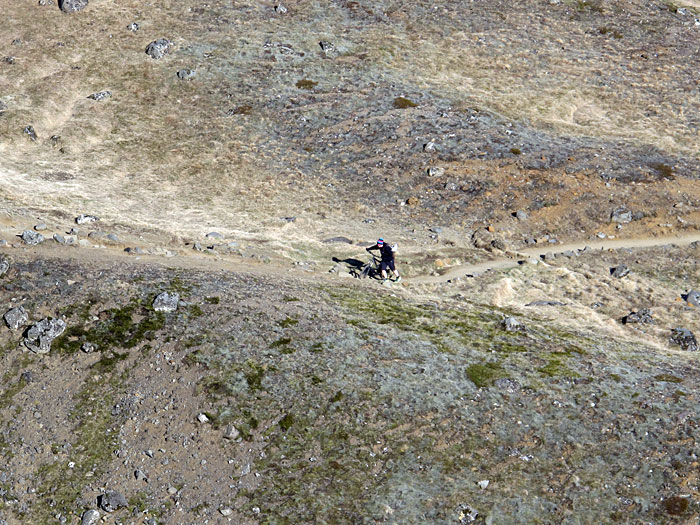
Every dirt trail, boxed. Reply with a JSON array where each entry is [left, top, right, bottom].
[[410, 233, 700, 284]]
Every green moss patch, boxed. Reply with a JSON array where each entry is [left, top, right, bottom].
[[466, 362, 507, 388], [393, 96, 417, 109]]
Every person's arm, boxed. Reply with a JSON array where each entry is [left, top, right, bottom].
[[366, 244, 378, 253]]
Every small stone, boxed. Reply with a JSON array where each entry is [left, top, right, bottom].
[[125, 246, 144, 254], [319, 40, 335, 53], [134, 469, 148, 482], [220, 507, 233, 517], [145, 449, 154, 458], [24, 125, 37, 141], [53, 234, 66, 244], [20, 231, 44, 245], [515, 210, 528, 221], [59, 0, 88, 12], [0, 257, 10, 276], [610, 207, 632, 224], [223, 424, 240, 440], [192, 242, 203, 252], [197, 413, 210, 423], [456, 503, 478, 523], [610, 265, 629, 278], [75, 214, 99, 225], [206, 232, 223, 239], [146, 39, 173, 59], [24, 318, 66, 354], [81, 342, 96, 353], [427, 166, 444, 177], [153, 292, 179, 312], [81, 509, 100, 525], [106, 233, 119, 242], [98, 490, 127, 513], [423, 141, 436, 152], [501, 316, 521, 332], [0, 100, 7, 113], [493, 378, 521, 393], [167, 486, 178, 495], [406, 196, 420, 207], [477, 480, 490, 490], [34, 223, 47, 231], [4, 306, 28, 330], [682, 290, 700, 307], [87, 91, 111, 101], [126, 22, 139, 31], [526, 300, 566, 307], [671, 328, 698, 351], [176, 69, 196, 80], [20, 370, 33, 383], [274, 3, 287, 13]]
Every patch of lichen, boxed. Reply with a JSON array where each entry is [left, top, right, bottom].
[[466, 361, 507, 387]]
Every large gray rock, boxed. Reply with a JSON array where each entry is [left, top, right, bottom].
[[501, 316, 522, 332], [3, 306, 27, 330], [76, 214, 99, 225], [0, 257, 9, 277], [622, 308, 653, 325], [98, 491, 127, 512], [81, 509, 100, 525], [153, 292, 179, 312], [610, 207, 632, 224], [145, 39, 172, 59], [24, 318, 66, 354], [20, 230, 44, 245], [610, 265, 630, 278], [683, 290, 700, 307], [671, 328, 698, 351], [59, 0, 88, 12]]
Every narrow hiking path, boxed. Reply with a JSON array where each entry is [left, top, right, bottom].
[[2, 225, 700, 288], [409, 233, 700, 284]]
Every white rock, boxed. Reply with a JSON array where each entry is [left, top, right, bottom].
[[220, 507, 233, 516], [197, 413, 210, 423], [478, 480, 490, 490]]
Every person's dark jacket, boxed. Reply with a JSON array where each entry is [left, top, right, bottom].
[[367, 243, 394, 262]]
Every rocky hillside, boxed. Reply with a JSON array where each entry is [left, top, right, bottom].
[[1, 0, 700, 523]]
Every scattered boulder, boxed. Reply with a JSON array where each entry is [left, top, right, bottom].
[[682, 290, 700, 307], [423, 141, 436, 152], [3, 306, 28, 330], [427, 166, 444, 177], [81, 342, 96, 353], [0, 257, 9, 277], [610, 207, 632, 224], [0, 100, 7, 113], [24, 318, 66, 354], [610, 265, 629, 278], [514, 210, 528, 221], [53, 234, 66, 244], [134, 469, 148, 482], [59, 0, 88, 12], [87, 90, 111, 101], [20, 230, 44, 245], [97, 490, 127, 513], [75, 214, 99, 225], [176, 69, 196, 80], [274, 3, 287, 13], [622, 308, 653, 325], [197, 413, 210, 423], [34, 223, 47, 231], [146, 39, 173, 59], [81, 509, 100, 525], [223, 424, 240, 440], [23, 125, 37, 141], [153, 292, 179, 312], [501, 316, 522, 332], [205, 232, 223, 239], [671, 328, 698, 351], [126, 22, 139, 31]]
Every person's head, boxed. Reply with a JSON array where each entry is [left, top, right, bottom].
[[377, 238, 384, 246]]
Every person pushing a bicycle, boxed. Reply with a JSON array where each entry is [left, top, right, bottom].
[[366, 238, 401, 282]]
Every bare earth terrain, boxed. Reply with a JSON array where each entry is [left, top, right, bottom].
[[1, 0, 700, 523]]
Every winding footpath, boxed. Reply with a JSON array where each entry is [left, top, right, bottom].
[[410, 233, 700, 284]]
